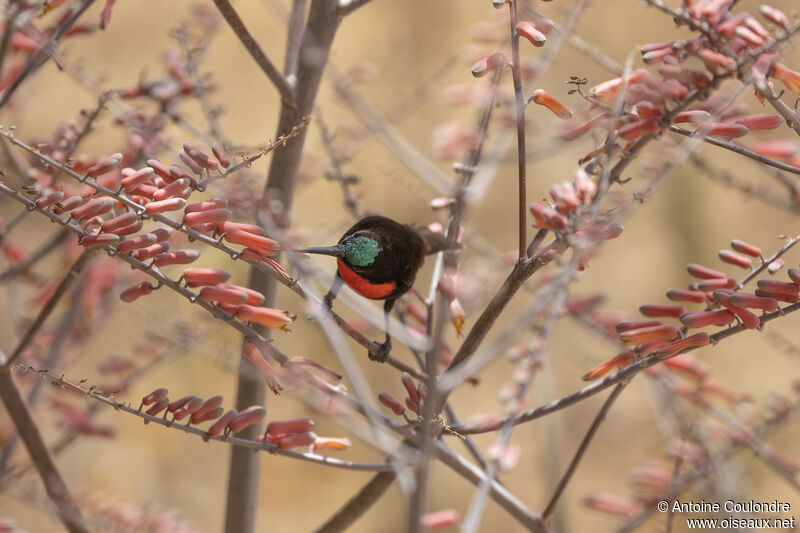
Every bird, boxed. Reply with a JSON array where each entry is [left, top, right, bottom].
[[293, 215, 458, 362]]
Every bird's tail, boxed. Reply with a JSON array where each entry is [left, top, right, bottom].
[[414, 226, 461, 255]]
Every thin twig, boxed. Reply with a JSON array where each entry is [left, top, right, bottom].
[[313, 471, 397, 533], [3, 249, 93, 369], [0, 0, 97, 110], [0, 364, 88, 532], [212, 0, 296, 106]]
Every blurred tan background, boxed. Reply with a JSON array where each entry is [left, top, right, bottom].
[[2, 0, 800, 531]]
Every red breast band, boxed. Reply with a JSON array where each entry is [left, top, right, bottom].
[[337, 259, 396, 299]]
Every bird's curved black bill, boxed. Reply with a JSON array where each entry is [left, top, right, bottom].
[[289, 245, 346, 258]]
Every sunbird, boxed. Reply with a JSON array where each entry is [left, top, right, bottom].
[[295, 215, 457, 361]]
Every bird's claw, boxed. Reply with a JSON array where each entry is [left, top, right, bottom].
[[322, 294, 334, 310], [369, 339, 391, 362]]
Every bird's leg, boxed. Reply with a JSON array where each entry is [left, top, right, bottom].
[[323, 273, 343, 310], [370, 299, 395, 362]]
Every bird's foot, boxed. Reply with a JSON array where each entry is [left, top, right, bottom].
[[323, 294, 334, 310], [369, 339, 391, 362]]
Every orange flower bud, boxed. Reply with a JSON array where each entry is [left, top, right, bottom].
[[728, 292, 778, 312], [788, 268, 800, 286], [183, 268, 231, 287], [734, 114, 782, 131], [561, 112, 608, 141], [99, 212, 136, 234], [768, 259, 785, 274], [200, 286, 249, 305], [145, 197, 187, 214], [120, 167, 155, 192], [718, 249, 751, 269], [35, 191, 65, 209], [529, 89, 572, 119], [420, 509, 460, 529], [614, 320, 662, 333], [189, 395, 224, 423], [185, 198, 228, 213], [619, 118, 660, 140], [516, 21, 546, 47], [672, 110, 711, 124], [697, 49, 735, 72], [757, 279, 799, 297], [141, 388, 168, 406], [153, 178, 191, 201], [698, 122, 748, 138], [217, 283, 265, 305], [687, 263, 726, 280], [639, 304, 685, 318], [654, 332, 710, 358], [278, 431, 317, 450], [80, 233, 119, 248], [379, 393, 406, 415], [118, 233, 158, 253], [760, 5, 791, 30], [735, 26, 765, 48], [470, 52, 507, 78], [119, 281, 155, 303], [172, 396, 204, 421], [70, 198, 113, 221], [666, 288, 706, 304], [184, 208, 232, 228], [242, 343, 283, 394], [619, 324, 680, 345], [588, 69, 648, 103], [313, 437, 351, 451], [228, 406, 267, 433], [267, 418, 315, 436], [86, 153, 122, 177], [131, 242, 170, 261], [146, 159, 171, 181], [713, 290, 760, 329], [750, 140, 799, 161], [145, 398, 169, 416], [152, 249, 201, 267], [237, 305, 294, 330], [220, 221, 266, 236], [207, 409, 238, 437], [191, 406, 224, 424], [225, 227, 279, 256], [212, 143, 231, 168]]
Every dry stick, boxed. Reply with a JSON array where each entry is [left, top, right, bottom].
[[454, 295, 800, 435], [616, 401, 800, 533], [691, 153, 800, 213], [337, 0, 374, 17], [435, 442, 548, 533], [226, 1, 340, 531], [174, 24, 225, 143], [668, 125, 800, 176], [212, 0, 296, 107], [316, 109, 361, 218], [2, 249, 93, 369], [0, 227, 69, 283], [509, 0, 527, 260], [541, 382, 628, 520], [0, 130, 421, 377], [0, 0, 96, 110], [0, 2, 21, 87], [0, 262, 88, 475], [313, 471, 398, 533], [12, 364, 396, 473], [0, 368, 88, 533], [284, 0, 306, 80]]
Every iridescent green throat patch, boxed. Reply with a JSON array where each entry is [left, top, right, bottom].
[[344, 236, 379, 266]]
